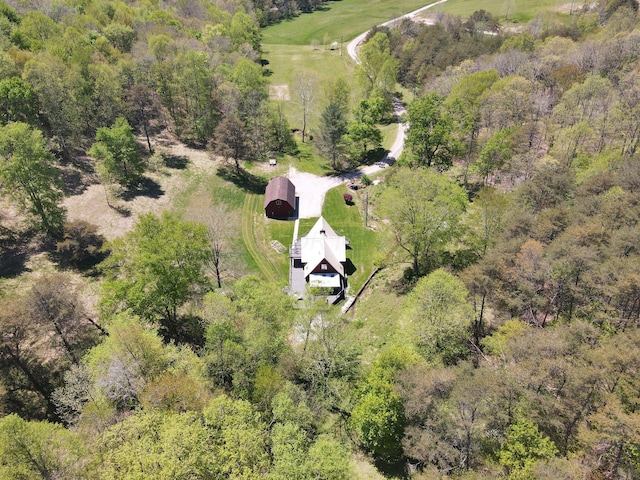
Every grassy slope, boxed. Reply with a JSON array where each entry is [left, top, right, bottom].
[[322, 186, 378, 293], [429, 0, 570, 23], [262, 0, 430, 45]]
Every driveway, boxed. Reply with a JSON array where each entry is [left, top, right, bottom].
[[289, 1, 449, 219], [288, 167, 345, 218]]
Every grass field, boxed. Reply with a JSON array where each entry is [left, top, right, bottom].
[[263, 0, 572, 47], [426, 0, 573, 24], [322, 186, 378, 292], [262, 0, 431, 45]]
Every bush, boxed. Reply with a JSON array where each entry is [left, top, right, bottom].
[[343, 193, 353, 204], [361, 174, 372, 186]]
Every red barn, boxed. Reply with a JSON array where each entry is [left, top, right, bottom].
[[264, 176, 296, 219]]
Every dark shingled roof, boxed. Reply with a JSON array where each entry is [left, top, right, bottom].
[[264, 176, 296, 209]]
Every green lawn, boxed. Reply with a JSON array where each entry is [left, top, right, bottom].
[[321, 186, 378, 293], [265, 43, 355, 133], [427, 0, 571, 23], [262, 0, 435, 46], [263, 0, 571, 47]]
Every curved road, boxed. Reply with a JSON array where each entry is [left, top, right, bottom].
[[288, 0, 449, 219], [346, 0, 448, 167]]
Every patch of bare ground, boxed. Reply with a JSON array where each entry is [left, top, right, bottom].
[[64, 137, 219, 241], [269, 84, 290, 101]]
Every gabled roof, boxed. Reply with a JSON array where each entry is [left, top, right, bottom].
[[264, 176, 296, 209], [306, 216, 339, 239], [300, 217, 347, 278], [303, 238, 345, 278]]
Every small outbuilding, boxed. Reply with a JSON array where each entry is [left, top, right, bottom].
[[264, 176, 296, 219]]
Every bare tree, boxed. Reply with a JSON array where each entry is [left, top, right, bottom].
[[292, 72, 317, 143], [190, 205, 235, 288], [26, 273, 101, 364]]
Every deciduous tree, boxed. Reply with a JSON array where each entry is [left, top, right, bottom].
[[380, 167, 469, 276], [0, 121, 65, 236], [100, 212, 212, 337], [89, 117, 145, 187], [404, 93, 460, 169]]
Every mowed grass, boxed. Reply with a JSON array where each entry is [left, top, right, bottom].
[[264, 43, 355, 132], [321, 186, 378, 292], [262, 0, 572, 47], [420, 0, 571, 23], [262, 0, 435, 45]]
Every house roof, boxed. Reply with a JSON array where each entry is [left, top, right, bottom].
[[303, 238, 345, 278], [264, 176, 296, 209], [300, 216, 347, 278], [306, 216, 339, 239]]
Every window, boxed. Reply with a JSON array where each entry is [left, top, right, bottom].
[[275, 199, 282, 205], [321, 263, 328, 270]]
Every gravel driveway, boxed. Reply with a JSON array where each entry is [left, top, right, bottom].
[[288, 167, 344, 218]]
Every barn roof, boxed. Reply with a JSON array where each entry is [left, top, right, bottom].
[[264, 176, 296, 209]]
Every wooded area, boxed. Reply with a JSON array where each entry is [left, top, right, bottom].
[[1, 0, 640, 478]]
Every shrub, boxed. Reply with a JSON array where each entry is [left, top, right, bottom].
[[343, 193, 353, 204], [361, 174, 372, 186]]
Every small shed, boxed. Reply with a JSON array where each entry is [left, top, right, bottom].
[[264, 176, 296, 219]]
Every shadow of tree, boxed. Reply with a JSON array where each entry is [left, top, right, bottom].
[[120, 176, 164, 200], [163, 154, 189, 170], [217, 165, 267, 194], [0, 244, 28, 278], [0, 228, 45, 278]]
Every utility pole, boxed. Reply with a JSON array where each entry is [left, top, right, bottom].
[[364, 192, 368, 227]]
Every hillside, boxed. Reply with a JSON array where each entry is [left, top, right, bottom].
[[1, 0, 640, 478]]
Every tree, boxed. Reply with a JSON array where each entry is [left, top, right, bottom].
[[357, 32, 398, 112], [100, 212, 212, 337], [292, 71, 317, 143], [402, 270, 474, 365], [317, 101, 348, 169], [0, 297, 60, 420], [0, 77, 39, 124], [404, 93, 460, 170], [93, 410, 218, 479], [89, 117, 144, 188], [0, 121, 65, 236], [380, 168, 469, 276], [126, 83, 161, 154], [213, 113, 249, 173], [25, 273, 99, 364], [190, 204, 234, 288], [203, 395, 270, 478], [499, 419, 558, 476], [350, 347, 418, 462], [346, 97, 384, 162], [475, 127, 514, 185], [0, 414, 86, 479]]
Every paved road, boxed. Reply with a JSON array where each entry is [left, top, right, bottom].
[[289, 1, 450, 221], [346, 0, 447, 169], [346, 0, 448, 64]]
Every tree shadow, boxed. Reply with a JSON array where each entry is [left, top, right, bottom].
[[0, 244, 29, 278], [121, 176, 164, 200], [0, 228, 46, 278], [110, 204, 132, 217], [163, 154, 189, 170], [59, 169, 89, 196], [217, 165, 267, 194]]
